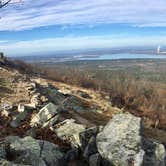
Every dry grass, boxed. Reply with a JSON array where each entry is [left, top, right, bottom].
[[41, 66, 166, 129], [2, 59, 165, 129], [78, 111, 110, 126]]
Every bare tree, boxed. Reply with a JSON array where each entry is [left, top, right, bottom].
[[0, 0, 11, 8], [0, 0, 22, 9]]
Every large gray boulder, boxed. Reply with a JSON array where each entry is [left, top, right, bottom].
[[31, 103, 59, 127], [6, 136, 46, 166], [97, 113, 144, 166], [97, 113, 166, 166], [53, 119, 86, 148], [5, 136, 65, 166]]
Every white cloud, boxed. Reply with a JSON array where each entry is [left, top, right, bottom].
[[0, 40, 9, 44], [1, 35, 165, 56], [1, 0, 166, 31]]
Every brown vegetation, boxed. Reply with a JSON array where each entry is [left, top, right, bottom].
[[2, 59, 165, 129], [40, 65, 166, 129]]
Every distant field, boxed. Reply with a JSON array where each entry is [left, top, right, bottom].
[[40, 59, 166, 83]]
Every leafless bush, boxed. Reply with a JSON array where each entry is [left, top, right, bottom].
[[10, 60, 165, 129], [42, 65, 166, 128]]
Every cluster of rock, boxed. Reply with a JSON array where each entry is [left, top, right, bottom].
[[0, 136, 64, 166], [1, 104, 165, 166], [0, 72, 165, 165]]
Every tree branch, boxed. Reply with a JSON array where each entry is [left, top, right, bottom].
[[0, 0, 12, 9]]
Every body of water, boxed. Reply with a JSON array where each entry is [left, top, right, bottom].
[[79, 53, 166, 60]]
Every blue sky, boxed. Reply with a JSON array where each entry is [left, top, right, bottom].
[[1, 0, 166, 56]]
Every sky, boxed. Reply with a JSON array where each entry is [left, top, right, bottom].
[[1, 0, 166, 56]]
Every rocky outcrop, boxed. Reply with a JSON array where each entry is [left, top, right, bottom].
[[44, 88, 66, 105], [1, 60, 166, 166], [4, 136, 64, 166], [31, 103, 59, 127], [96, 113, 166, 166], [53, 119, 86, 148], [6, 136, 46, 166], [97, 113, 144, 166]]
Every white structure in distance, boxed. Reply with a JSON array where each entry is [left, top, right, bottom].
[[157, 45, 160, 54], [157, 45, 166, 54]]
